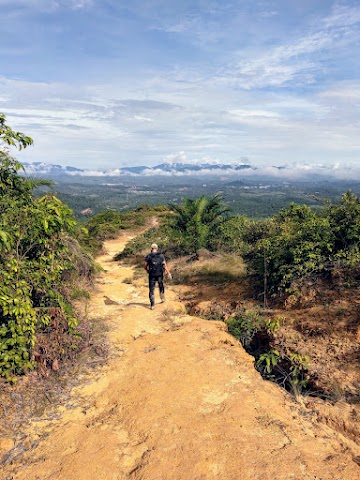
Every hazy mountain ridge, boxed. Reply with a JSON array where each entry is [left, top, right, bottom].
[[22, 161, 359, 181], [23, 161, 255, 176]]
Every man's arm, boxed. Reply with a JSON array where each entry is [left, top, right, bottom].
[[144, 256, 149, 272], [163, 259, 172, 280]]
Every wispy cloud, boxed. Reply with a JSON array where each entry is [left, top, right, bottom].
[[0, 0, 93, 12], [67, 0, 93, 10], [214, 2, 360, 89], [322, 2, 360, 28]]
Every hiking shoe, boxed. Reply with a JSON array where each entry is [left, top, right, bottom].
[[160, 295, 165, 303], [150, 305, 155, 310]]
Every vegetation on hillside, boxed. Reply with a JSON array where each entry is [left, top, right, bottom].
[[42, 172, 360, 221], [0, 115, 95, 381], [82, 204, 169, 255], [243, 192, 360, 304], [119, 194, 232, 260], [119, 191, 360, 306]]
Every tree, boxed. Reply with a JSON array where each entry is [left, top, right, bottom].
[[169, 194, 231, 253], [327, 191, 360, 253], [0, 115, 52, 200], [0, 113, 33, 150], [0, 114, 88, 381], [246, 203, 333, 298]]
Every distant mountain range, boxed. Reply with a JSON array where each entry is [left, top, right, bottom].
[[23, 162, 84, 175], [21, 161, 359, 181], [22, 161, 256, 177]]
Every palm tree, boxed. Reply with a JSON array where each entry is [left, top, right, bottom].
[[169, 194, 231, 253]]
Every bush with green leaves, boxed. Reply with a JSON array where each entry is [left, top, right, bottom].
[[245, 194, 360, 300], [325, 191, 360, 282], [0, 114, 93, 381], [244, 203, 333, 298], [227, 311, 309, 392], [208, 215, 249, 254], [116, 224, 177, 263], [81, 210, 124, 254], [82, 204, 171, 255], [226, 311, 266, 348], [327, 191, 360, 252]]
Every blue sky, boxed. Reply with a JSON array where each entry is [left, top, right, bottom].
[[1, 0, 360, 170]]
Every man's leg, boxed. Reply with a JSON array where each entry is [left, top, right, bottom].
[[149, 276, 156, 308], [158, 275, 165, 302]]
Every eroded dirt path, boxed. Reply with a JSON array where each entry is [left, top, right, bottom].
[[2, 232, 360, 480]]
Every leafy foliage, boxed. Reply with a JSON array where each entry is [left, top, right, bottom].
[[0, 115, 93, 381], [227, 311, 265, 348], [208, 215, 249, 254], [244, 194, 360, 300], [117, 225, 174, 262], [0, 113, 33, 151], [82, 204, 170, 255], [327, 191, 360, 267], [169, 193, 231, 254], [81, 210, 124, 254], [227, 311, 310, 392]]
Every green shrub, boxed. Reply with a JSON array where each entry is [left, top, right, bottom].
[[116, 225, 178, 262], [227, 311, 309, 393], [226, 311, 266, 348], [81, 210, 123, 254], [245, 203, 333, 298], [208, 215, 251, 254], [243, 194, 360, 300], [0, 115, 94, 381]]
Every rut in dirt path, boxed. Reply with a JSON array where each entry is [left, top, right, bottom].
[[2, 232, 360, 480]]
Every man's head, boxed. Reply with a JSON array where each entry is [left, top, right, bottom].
[[151, 243, 158, 252]]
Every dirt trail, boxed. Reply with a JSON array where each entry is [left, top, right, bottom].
[[2, 232, 359, 480]]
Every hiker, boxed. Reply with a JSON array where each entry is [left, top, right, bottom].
[[144, 243, 172, 310]]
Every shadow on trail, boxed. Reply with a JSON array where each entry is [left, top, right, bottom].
[[126, 302, 151, 309]]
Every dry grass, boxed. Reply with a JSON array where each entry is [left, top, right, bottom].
[[160, 307, 186, 330], [122, 277, 133, 284], [172, 254, 246, 285]]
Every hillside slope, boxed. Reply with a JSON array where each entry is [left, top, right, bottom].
[[2, 233, 359, 480]]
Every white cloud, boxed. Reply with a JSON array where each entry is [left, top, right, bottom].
[[215, 4, 360, 90], [0, 0, 93, 12], [320, 82, 360, 100], [323, 3, 360, 28], [163, 151, 188, 164], [0, 0, 55, 6], [68, 0, 93, 9], [5, 74, 358, 168], [133, 115, 153, 122]]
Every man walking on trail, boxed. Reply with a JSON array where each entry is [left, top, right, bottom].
[[144, 243, 172, 310]]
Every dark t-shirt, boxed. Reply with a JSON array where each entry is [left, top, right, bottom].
[[145, 252, 165, 277]]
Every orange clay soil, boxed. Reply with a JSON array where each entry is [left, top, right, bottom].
[[1, 232, 359, 480]]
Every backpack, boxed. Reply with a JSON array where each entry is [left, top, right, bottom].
[[147, 253, 164, 277]]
